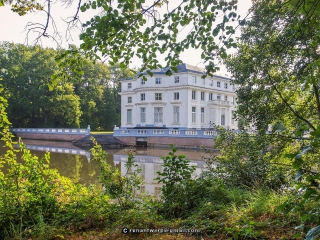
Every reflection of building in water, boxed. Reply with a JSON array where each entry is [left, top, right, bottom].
[[113, 154, 205, 196], [13, 140, 91, 162]]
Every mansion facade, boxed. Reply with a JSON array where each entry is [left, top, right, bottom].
[[118, 63, 237, 130]]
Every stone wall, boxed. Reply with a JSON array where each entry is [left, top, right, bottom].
[[115, 136, 214, 149], [13, 132, 86, 141]]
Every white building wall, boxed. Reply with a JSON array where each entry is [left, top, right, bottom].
[[119, 64, 238, 130]]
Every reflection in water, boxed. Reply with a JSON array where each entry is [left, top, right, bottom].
[[1, 140, 209, 193]]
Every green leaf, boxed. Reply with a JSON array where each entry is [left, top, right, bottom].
[[0, 0, 4, 7], [146, 70, 153, 77], [166, 70, 172, 76]]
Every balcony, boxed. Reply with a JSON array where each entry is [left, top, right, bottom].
[[207, 100, 235, 106]]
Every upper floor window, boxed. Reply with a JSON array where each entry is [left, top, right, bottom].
[[141, 93, 145, 101], [224, 95, 228, 101], [201, 92, 205, 101], [128, 83, 132, 89], [217, 95, 221, 100], [209, 80, 213, 86], [155, 93, 162, 100], [224, 83, 228, 89], [174, 92, 179, 100], [217, 81, 221, 88], [141, 79, 145, 85], [202, 78, 205, 85], [209, 93, 213, 100], [174, 76, 180, 83], [192, 76, 197, 83], [155, 77, 162, 84], [127, 96, 132, 103], [192, 90, 196, 100]]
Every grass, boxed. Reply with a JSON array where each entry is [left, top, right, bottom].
[[91, 131, 114, 134]]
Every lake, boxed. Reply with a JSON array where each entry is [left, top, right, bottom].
[[0, 139, 210, 196]]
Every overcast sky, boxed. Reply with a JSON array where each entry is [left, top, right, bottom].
[[0, 1, 252, 74]]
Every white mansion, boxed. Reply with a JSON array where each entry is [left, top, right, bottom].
[[118, 63, 237, 130]]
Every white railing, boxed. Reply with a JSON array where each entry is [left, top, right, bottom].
[[169, 130, 180, 135], [153, 130, 164, 134], [137, 130, 148, 134], [120, 130, 130, 134], [204, 131, 216, 136], [207, 100, 231, 106], [186, 130, 198, 135]]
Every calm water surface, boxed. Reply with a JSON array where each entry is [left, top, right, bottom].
[[0, 139, 208, 195]]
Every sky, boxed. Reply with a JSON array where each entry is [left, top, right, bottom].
[[0, 1, 252, 74]]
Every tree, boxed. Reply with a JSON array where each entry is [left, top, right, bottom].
[[1, 0, 241, 77], [0, 42, 82, 127], [225, 0, 320, 237]]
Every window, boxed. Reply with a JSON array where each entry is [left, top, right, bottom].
[[217, 81, 221, 88], [192, 76, 197, 83], [231, 96, 235, 104], [141, 79, 145, 85], [209, 93, 213, 100], [154, 107, 163, 123], [201, 108, 205, 124], [127, 109, 132, 124], [192, 107, 196, 123], [224, 95, 228, 101], [224, 82, 228, 89], [154, 164, 162, 179], [140, 185, 145, 193], [231, 110, 235, 124], [209, 80, 213, 86], [128, 83, 132, 89], [202, 78, 205, 85], [155, 93, 162, 100], [201, 92, 205, 101], [192, 91, 196, 100], [217, 95, 221, 100], [127, 96, 132, 103], [155, 186, 162, 196], [221, 114, 225, 125], [140, 107, 146, 123], [173, 106, 180, 123], [140, 93, 145, 101], [174, 76, 180, 83], [155, 77, 162, 84], [174, 92, 179, 100]]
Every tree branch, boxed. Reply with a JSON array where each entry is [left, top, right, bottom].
[[270, 77, 316, 131], [313, 84, 320, 120]]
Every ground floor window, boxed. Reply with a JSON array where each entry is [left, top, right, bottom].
[[127, 109, 132, 124], [201, 107, 205, 124], [173, 106, 179, 123], [221, 114, 225, 125], [154, 107, 163, 123], [192, 107, 196, 123], [140, 107, 146, 123]]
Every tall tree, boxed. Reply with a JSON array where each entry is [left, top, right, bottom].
[[0, 42, 82, 127], [226, 0, 320, 236]]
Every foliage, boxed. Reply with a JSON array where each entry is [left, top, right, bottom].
[[0, 43, 82, 128], [225, 0, 320, 237], [0, 42, 130, 130], [205, 125, 295, 189], [91, 140, 142, 210], [155, 145, 196, 218]]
